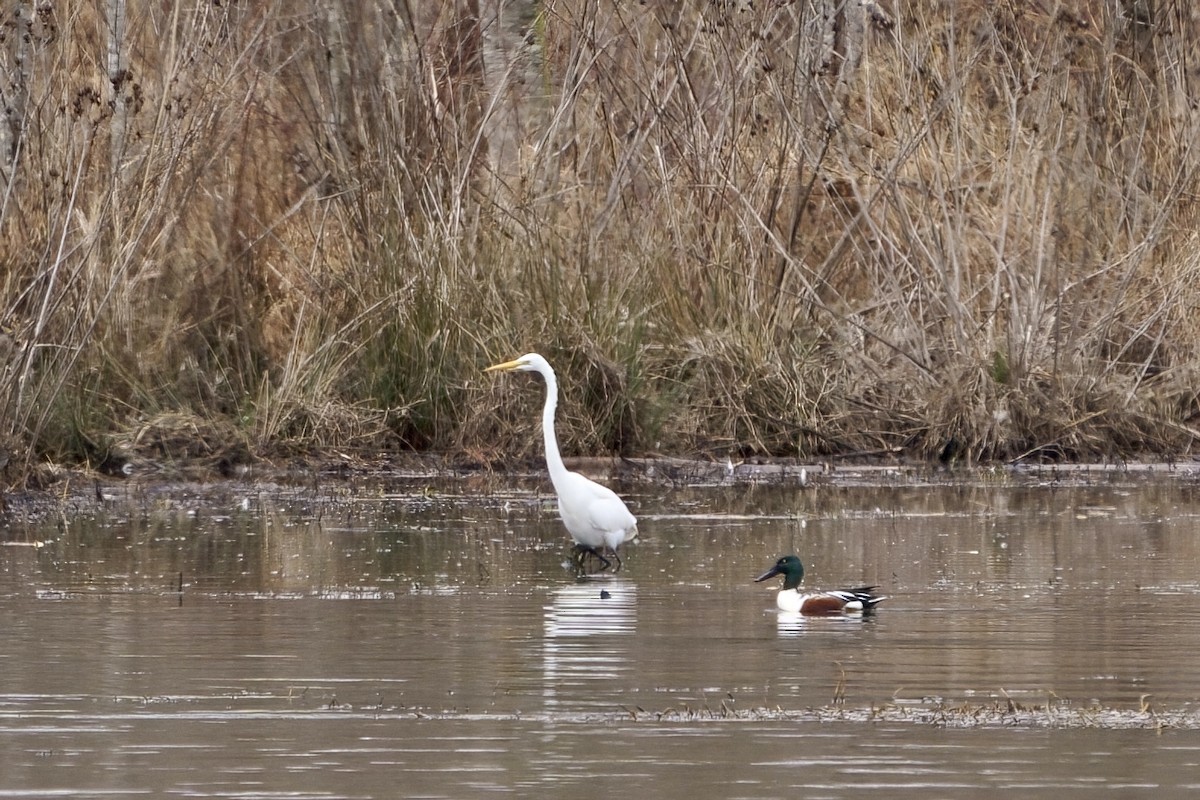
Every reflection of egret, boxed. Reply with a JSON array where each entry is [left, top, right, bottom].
[[755, 555, 886, 615], [542, 580, 637, 708], [485, 353, 637, 570]]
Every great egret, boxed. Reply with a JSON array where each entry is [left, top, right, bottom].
[[755, 555, 886, 615], [485, 353, 637, 570]]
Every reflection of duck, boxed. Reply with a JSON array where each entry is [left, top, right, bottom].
[[542, 581, 637, 707], [771, 610, 872, 637], [755, 555, 885, 615]]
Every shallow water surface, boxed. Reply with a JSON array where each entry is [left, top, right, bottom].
[[3, 477, 1200, 798]]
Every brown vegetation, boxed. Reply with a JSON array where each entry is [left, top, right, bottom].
[[2, 1, 1200, 481]]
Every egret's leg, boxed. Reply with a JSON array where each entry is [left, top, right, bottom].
[[572, 544, 611, 571], [608, 547, 623, 572], [589, 547, 613, 570]]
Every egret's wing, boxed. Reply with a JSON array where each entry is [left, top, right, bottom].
[[569, 475, 635, 533], [585, 490, 637, 534], [556, 472, 636, 550]]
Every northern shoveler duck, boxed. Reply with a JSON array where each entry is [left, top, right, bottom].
[[755, 555, 886, 615]]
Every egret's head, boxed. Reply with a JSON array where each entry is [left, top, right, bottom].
[[755, 555, 805, 590], [484, 353, 550, 375]]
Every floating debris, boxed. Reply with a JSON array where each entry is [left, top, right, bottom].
[[375, 698, 1197, 730]]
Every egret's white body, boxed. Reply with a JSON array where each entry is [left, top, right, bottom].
[[485, 353, 637, 568]]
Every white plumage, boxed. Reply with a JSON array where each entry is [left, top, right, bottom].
[[485, 353, 637, 569]]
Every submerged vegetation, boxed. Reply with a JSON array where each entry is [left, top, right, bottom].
[[3, 1, 1200, 482]]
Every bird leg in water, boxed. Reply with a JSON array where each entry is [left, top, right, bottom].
[[605, 547, 623, 571], [572, 544, 612, 571]]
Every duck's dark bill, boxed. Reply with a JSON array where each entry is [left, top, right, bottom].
[[754, 566, 782, 583]]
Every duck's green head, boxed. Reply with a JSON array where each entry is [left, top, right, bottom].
[[755, 555, 805, 591]]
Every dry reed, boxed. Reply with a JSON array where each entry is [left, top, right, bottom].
[[2, 1, 1199, 480]]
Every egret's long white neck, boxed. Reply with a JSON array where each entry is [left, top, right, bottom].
[[539, 364, 569, 491]]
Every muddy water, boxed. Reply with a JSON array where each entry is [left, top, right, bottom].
[[3, 477, 1200, 798]]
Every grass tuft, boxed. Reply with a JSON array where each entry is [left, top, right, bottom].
[[3, 1, 1200, 480]]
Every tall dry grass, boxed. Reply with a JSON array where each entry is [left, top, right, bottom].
[[2, 0, 1199, 479]]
